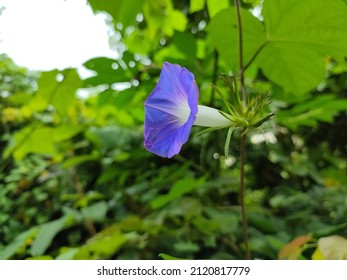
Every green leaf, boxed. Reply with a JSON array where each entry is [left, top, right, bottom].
[[173, 31, 197, 59], [56, 248, 78, 260], [144, 0, 187, 37], [62, 153, 100, 168], [125, 30, 153, 54], [30, 216, 69, 256], [277, 94, 347, 130], [206, 0, 229, 18], [174, 241, 200, 253], [150, 177, 205, 209], [89, 0, 144, 27], [26, 255, 53, 260], [83, 57, 130, 86], [159, 253, 188, 260], [167, 10, 187, 33], [0, 228, 38, 260], [81, 201, 108, 222], [32, 69, 81, 116], [209, 0, 347, 93], [208, 7, 266, 71], [258, 0, 347, 93], [52, 125, 83, 142], [4, 124, 82, 161], [256, 43, 325, 94], [88, 0, 122, 24], [4, 126, 57, 160], [73, 225, 130, 259], [190, 0, 205, 13], [53, 69, 81, 116], [118, 0, 145, 27]]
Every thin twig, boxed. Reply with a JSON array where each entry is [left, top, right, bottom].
[[240, 132, 250, 259]]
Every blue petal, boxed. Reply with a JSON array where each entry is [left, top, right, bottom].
[[144, 62, 198, 158]]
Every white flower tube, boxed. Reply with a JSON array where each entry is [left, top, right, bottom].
[[194, 105, 232, 127]]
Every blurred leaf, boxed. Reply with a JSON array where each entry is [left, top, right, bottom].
[[312, 247, 324, 260], [118, 0, 144, 27], [125, 29, 153, 54], [144, 0, 187, 37], [52, 125, 83, 142], [51, 69, 81, 116], [56, 248, 79, 260], [4, 123, 82, 161], [206, 0, 229, 18], [190, 0, 205, 13], [173, 31, 197, 59], [83, 57, 130, 86], [81, 201, 108, 222], [204, 207, 239, 234], [159, 253, 187, 260], [31, 69, 81, 116], [277, 95, 347, 130], [278, 233, 312, 260], [174, 241, 200, 253], [62, 153, 100, 169], [4, 126, 57, 160], [30, 216, 70, 256], [248, 212, 283, 234], [73, 225, 130, 259], [150, 177, 205, 209], [0, 228, 38, 260], [89, 0, 144, 27], [88, 0, 122, 23], [26, 255, 53, 260], [154, 31, 197, 62]]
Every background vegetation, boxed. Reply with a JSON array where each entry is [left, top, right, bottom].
[[1, 0, 347, 260]]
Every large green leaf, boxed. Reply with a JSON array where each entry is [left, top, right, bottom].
[[4, 124, 83, 160], [208, 7, 266, 72], [209, 0, 347, 93], [258, 0, 347, 93], [4, 126, 57, 160]]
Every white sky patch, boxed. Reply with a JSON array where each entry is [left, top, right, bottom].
[[0, 0, 116, 71]]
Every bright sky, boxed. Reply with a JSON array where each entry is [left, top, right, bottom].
[[0, 0, 116, 71]]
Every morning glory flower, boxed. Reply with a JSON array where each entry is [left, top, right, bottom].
[[144, 62, 232, 158]]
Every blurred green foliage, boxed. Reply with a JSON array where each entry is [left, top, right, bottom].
[[0, 0, 347, 260]]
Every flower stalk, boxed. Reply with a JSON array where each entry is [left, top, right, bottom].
[[235, 0, 250, 260]]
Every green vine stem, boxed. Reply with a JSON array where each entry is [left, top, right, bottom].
[[234, 0, 251, 260]]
